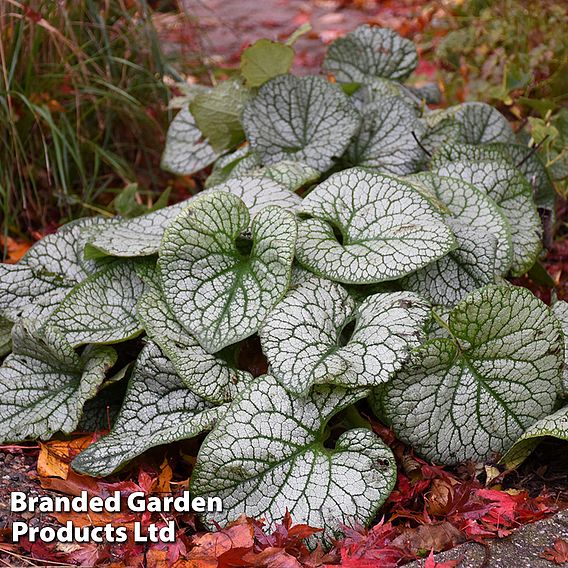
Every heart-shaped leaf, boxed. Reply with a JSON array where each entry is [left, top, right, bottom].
[[86, 177, 301, 258], [137, 287, 251, 402], [48, 261, 150, 346], [0, 218, 107, 322], [0, 321, 116, 442], [240, 39, 295, 88], [444, 102, 516, 145], [191, 374, 396, 542], [159, 191, 297, 353], [433, 142, 555, 210], [161, 106, 219, 175], [407, 173, 512, 275], [344, 97, 425, 174], [432, 160, 542, 276], [375, 285, 564, 464], [243, 75, 360, 171], [501, 404, 568, 469], [295, 168, 456, 284], [72, 342, 224, 476], [323, 25, 418, 83], [260, 277, 430, 395]]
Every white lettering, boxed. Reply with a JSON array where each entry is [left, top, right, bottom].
[[11, 522, 28, 541], [10, 492, 28, 513], [127, 492, 146, 512]]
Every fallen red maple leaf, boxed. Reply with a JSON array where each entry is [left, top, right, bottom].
[[540, 538, 568, 564], [424, 549, 462, 568]]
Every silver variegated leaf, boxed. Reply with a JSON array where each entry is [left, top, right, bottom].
[[432, 142, 556, 211], [160, 106, 219, 175], [260, 277, 430, 395], [0, 218, 107, 322], [344, 97, 425, 174], [407, 173, 512, 275], [234, 161, 320, 192], [376, 285, 564, 465], [48, 261, 149, 346], [137, 287, 251, 403], [72, 342, 224, 476], [86, 177, 300, 258], [501, 405, 568, 469], [433, 160, 542, 276], [243, 75, 360, 171], [159, 192, 297, 353], [323, 25, 418, 82], [0, 321, 116, 442], [403, 219, 504, 306], [445, 102, 516, 145], [295, 168, 456, 284], [191, 374, 396, 542]]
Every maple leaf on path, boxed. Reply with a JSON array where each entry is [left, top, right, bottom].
[[540, 539, 568, 565]]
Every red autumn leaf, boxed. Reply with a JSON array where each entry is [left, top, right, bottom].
[[424, 549, 462, 568], [540, 539, 568, 564]]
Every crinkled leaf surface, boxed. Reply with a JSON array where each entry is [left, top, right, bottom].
[[243, 75, 360, 171], [433, 142, 556, 211], [0, 321, 116, 442], [137, 287, 251, 403], [403, 220, 503, 306], [345, 97, 425, 174], [0, 218, 107, 322], [86, 177, 300, 258], [419, 109, 464, 155], [376, 285, 564, 464], [240, 39, 294, 88], [161, 106, 219, 175], [202, 176, 302, 213], [323, 25, 417, 82], [407, 173, 512, 275], [191, 374, 396, 542], [501, 405, 568, 469], [159, 192, 297, 353], [260, 277, 429, 395], [234, 161, 320, 192], [84, 201, 191, 259], [49, 261, 148, 347], [189, 79, 251, 152], [72, 342, 224, 476], [553, 300, 568, 396], [433, 160, 542, 276], [447, 102, 516, 145], [295, 168, 456, 284]]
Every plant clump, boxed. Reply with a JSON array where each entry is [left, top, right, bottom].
[[0, 24, 567, 543]]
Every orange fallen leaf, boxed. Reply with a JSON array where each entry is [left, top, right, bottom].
[[37, 434, 95, 479], [0, 235, 31, 263], [152, 458, 174, 494]]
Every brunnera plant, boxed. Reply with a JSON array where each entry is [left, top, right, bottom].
[[1, 24, 567, 543]]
